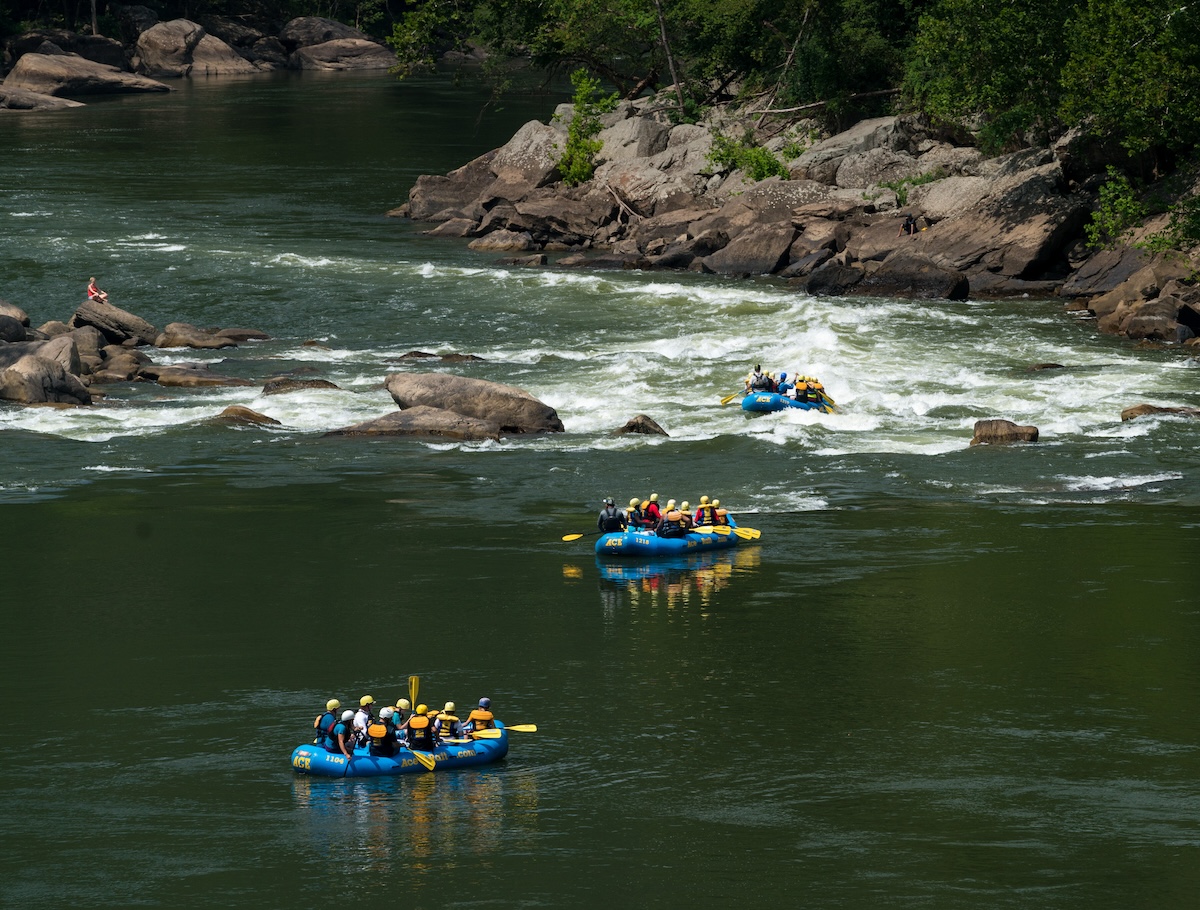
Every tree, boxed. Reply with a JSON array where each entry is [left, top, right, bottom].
[[1060, 0, 1200, 159]]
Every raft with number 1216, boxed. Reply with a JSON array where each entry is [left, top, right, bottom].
[[595, 523, 747, 557], [290, 723, 509, 778]]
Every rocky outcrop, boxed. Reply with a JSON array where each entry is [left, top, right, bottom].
[[155, 322, 238, 349], [0, 85, 86, 110], [0, 352, 91, 404], [970, 419, 1039, 445], [324, 406, 503, 442], [137, 363, 255, 387], [262, 378, 340, 395], [3, 52, 169, 96], [385, 373, 564, 434], [135, 20, 259, 77], [5, 29, 126, 68], [214, 406, 281, 426], [290, 39, 394, 71], [279, 17, 372, 49], [69, 299, 158, 345]]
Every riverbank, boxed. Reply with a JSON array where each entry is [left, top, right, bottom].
[[396, 93, 1200, 350]]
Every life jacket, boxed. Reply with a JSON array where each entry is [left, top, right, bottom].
[[714, 508, 729, 525], [468, 708, 495, 730], [599, 505, 625, 532], [750, 372, 771, 391], [644, 501, 661, 522], [313, 710, 337, 745], [695, 505, 716, 525], [367, 720, 397, 756], [658, 509, 685, 537], [330, 721, 354, 754], [435, 712, 461, 738], [407, 714, 434, 748], [628, 506, 645, 527]]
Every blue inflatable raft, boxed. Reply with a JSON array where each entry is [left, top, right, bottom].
[[596, 527, 739, 557], [741, 392, 832, 414], [290, 724, 509, 778]]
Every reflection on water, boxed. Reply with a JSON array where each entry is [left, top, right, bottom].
[[290, 765, 538, 877], [591, 547, 762, 614]]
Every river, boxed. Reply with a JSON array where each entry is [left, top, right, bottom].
[[2, 70, 1199, 909]]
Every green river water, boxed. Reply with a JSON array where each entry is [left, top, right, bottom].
[[2, 71, 1199, 909]]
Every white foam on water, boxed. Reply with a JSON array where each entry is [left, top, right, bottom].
[[1060, 472, 1183, 492]]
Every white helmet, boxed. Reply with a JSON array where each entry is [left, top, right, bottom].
[[341, 710, 354, 722]]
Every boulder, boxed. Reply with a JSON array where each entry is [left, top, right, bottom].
[[117, 6, 160, 42], [701, 221, 797, 275], [3, 52, 170, 96], [970, 419, 1039, 445], [385, 372, 564, 434], [804, 262, 865, 296], [398, 351, 485, 362], [857, 253, 969, 300], [597, 158, 705, 217], [262, 378, 340, 395], [468, 230, 535, 252], [512, 188, 617, 245], [406, 150, 498, 221], [0, 85, 86, 110], [0, 302, 30, 325], [596, 116, 672, 164], [36, 320, 71, 337], [214, 406, 281, 426], [426, 218, 478, 237], [324, 406, 502, 442], [0, 353, 91, 404], [481, 120, 563, 194], [136, 20, 259, 76], [279, 17, 372, 50], [0, 314, 26, 342], [36, 335, 82, 375], [155, 322, 239, 349], [5, 29, 126, 68], [137, 363, 254, 387], [791, 116, 907, 185], [290, 39, 394, 71], [69, 325, 106, 360], [648, 231, 730, 270], [1121, 404, 1200, 421], [214, 327, 270, 342], [69, 299, 158, 345], [1060, 246, 1153, 298], [1097, 295, 1185, 341], [198, 16, 264, 49], [249, 37, 289, 68], [90, 349, 147, 383], [613, 414, 669, 436], [835, 147, 923, 189]]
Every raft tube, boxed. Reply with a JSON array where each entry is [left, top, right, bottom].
[[595, 527, 739, 557], [290, 723, 509, 778], [741, 392, 832, 414]]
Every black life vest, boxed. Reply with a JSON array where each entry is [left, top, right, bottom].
[[408, 714, 434, 748], [599, 506, 625, 532], [367, 720, 397, 756]]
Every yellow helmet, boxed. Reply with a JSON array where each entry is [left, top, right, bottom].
[[650, 493, 658, 502], [629, 498, 639, 507], [444, 701, 455, 712], [666, 499, 676, 509], [397, 698, 410, 710], [360, 695, 375, 706], [416, 704, 428, 715], [326, 698, 340, 711], [681, 501, 690, 511], [699, 495, 709, 505], [712, 499, 720, 508]]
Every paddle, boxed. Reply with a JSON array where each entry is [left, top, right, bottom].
[[733, 526, 761, 540], [562, 530, 603, 542], [469, 728, 503, 739], [408, 675, 419, 708], [506, 724, 538, 732], [720, 390, 744, 405], [410, 749, 436, 771], [700, 525, 733, 536]]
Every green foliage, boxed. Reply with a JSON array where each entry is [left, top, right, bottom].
[[1085, 167, 1147, 250], [388, 0, 478, 77], [1060, 0, 1200, 156], [552, 69, 619, 186], [1142, 196, 1200, 253], [707, 131, 789, 181], [880, 170, 943, 207]]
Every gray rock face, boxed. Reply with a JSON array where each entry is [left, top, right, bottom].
[[69, 299, 158, 345], [262, 378, 340, 395], [6, 29, 126, 68], [155, 322, 238, 349], [0, 85, 86, 111], [4, 52, 169, 96], [0, 315, 27, 342], [215, 406, 282, 426], [1121, 403, 1200, 421], [325, 406, 502, 442], [858, 253, 970, 300], [136, 20, 259, 76], [279, 17, 372, 49], [385, 373, 564, 434], [702, 222, 797, 275], [138, 363, 254, 387], [614, 414, 669, 436]]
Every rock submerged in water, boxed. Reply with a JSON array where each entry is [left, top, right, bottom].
[[324, 406, 502, 442], [1120, 403, 1200, 421], [613, 414, 668, 436], [214, 406, 281, 426], [970, 419, 1039, 446], [262, 378, 341, 395]]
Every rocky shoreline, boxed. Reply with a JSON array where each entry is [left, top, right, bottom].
[[396, 99, 1200, 350], [0, 13, 394, 110]]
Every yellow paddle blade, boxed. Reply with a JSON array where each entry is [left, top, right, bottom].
[[720, 391, 742, 405], [506, 724, 538, 732], [471, 728, 502, 739], [411, 750, 436, 770], [561, 533, 585, 541], [707, 525, 732, 535], [408, 675, 419, 707], [734, 526, 761, 540], [442, 737, 472, 744], [693, 526, 714, 534]]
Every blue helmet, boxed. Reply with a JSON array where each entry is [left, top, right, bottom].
[[780, 372, 787, 381], [479, 697, 491, 709]]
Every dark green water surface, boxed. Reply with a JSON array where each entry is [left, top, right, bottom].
[[2, 72, 1199, 909]]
